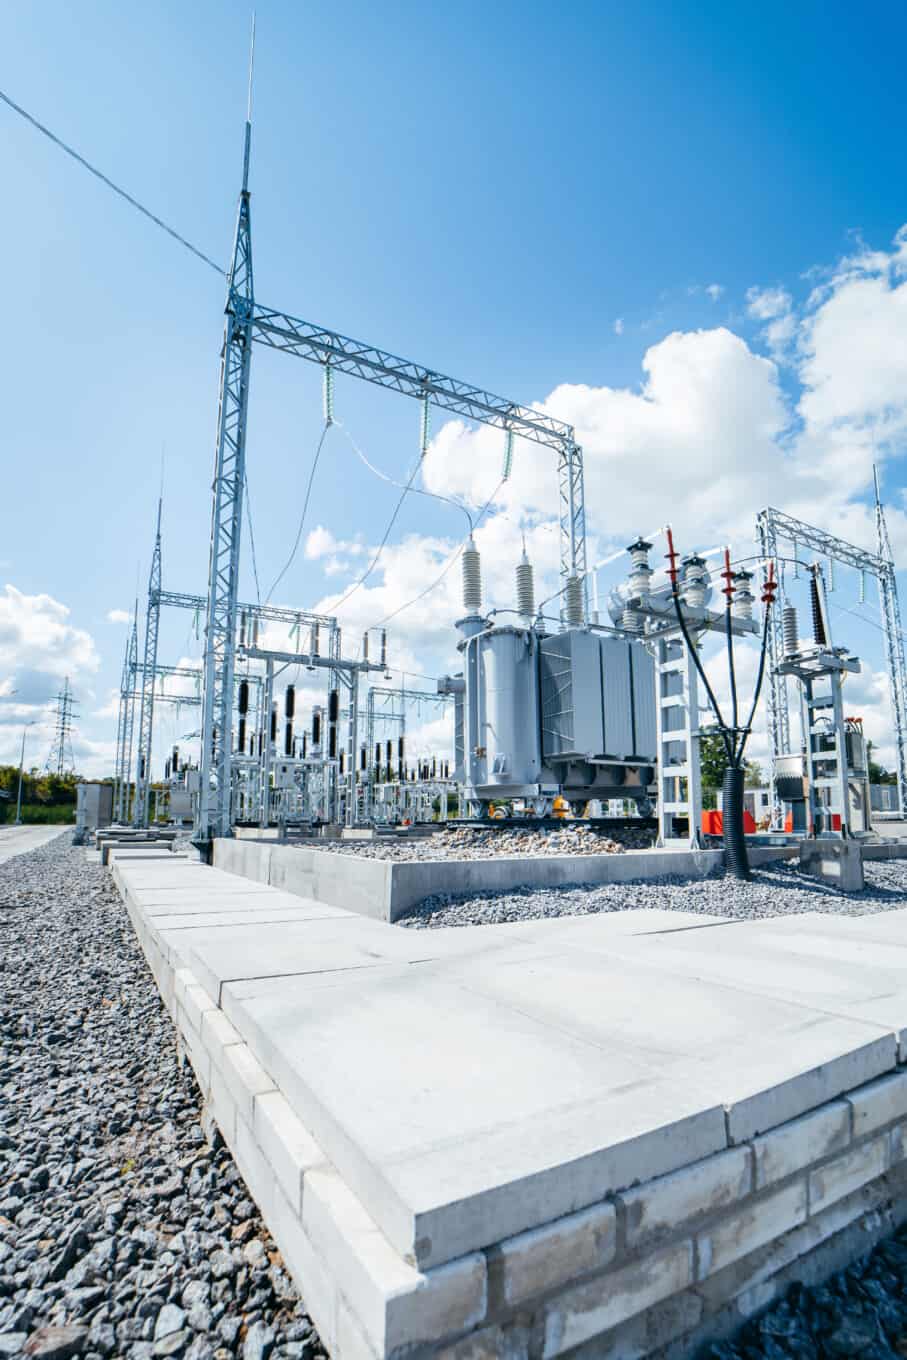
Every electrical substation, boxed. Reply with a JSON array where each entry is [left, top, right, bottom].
[[11, 21, 907, 1360], [104, 89, 907, 887]]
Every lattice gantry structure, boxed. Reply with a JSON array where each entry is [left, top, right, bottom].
[[195, 104, 589, 844], [113, 605, 139, 822], [757, 483, 907, 820], [133, 499, 162, 826]]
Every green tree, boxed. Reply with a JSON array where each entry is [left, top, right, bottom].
[[744, 760, 764, 788], [699, 731, 729, 791]]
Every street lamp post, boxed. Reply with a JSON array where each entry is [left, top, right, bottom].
[[14, 722, 36, 826]]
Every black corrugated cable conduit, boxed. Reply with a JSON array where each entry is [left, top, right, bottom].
[[722, 765, 750, 881]]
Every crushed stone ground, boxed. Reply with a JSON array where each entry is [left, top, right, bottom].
[[397, 857, 907, 928], [0, 833, 324, 1360]]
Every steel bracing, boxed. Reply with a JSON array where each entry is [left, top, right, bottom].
[[197, 112, 254, 842], [133, 500, 162, 827], [195, 112, 587, 843], [45, 676, 77, 776], [756, 500, 907, 817], [875, 470, 907, 815], [113, 608, 138, 821]]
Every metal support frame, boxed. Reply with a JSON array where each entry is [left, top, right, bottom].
[[197, 114, 255, 843], [756, 502, 907, 819], [653, 634, 703, 848], [133, 501, 162, 826], [195, 119, 588, 843], [113, 611, 138, 821]]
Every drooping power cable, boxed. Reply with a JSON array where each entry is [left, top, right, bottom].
[[0, 87, 225, 277], [337, 421, 474, 531], [366, 476, 507, 632], [265, 423, 330, 604]]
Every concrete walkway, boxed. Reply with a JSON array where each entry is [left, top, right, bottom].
[[0, 823, 67, 864], [111, 853, 907, 1360]]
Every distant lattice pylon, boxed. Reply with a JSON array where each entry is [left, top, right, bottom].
[[45, 676, 79, 775]]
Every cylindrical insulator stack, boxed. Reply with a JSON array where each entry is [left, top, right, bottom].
[[782, 604, 799, 657], [339, 750, 345, 775], [312, 708, 322, 748], [431, 756, 436, 778], [443, 760, 449, 779], [284, 719, 294, 757], [269, 705, 277, 744], [285, 685, 295, 719], [301, 731, 308, 758], [380, 630, 387, 667], [732, 570, 755, 621], [362, 632, 369, 661], [251, 616, 259, 648], [327, 689, 339, 764], [374, 744, 381, 781], [360, 746, 367, 771], [239, 611, 247, 648], [165, 759, 171, 780], [516, 548, 535, 620], [238, 681, 249, 716], [462, 535, 482, 613], [810, 573, 827, 645], [237, 717, 246, 754], [681, 555, 708, 609], [385, 739, 393, 778], [398, 736, 405, 781], [627, 538, 653, 600], [311, 622, 320, 657], [172, 745, 179, 771], [621, 605, 642, 633], [564, 574, 584, 626]]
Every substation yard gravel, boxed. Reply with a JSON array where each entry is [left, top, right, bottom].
[[316, 823, 653, 861], [397, 858, 907, 928], [0, 835, 324, 1360]]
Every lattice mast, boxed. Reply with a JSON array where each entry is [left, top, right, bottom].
[[46, 676, 77, 775], [874, 467, 907, 814], [197, 37, 255, 844], [113, 604, 139, 821], [133, 499, 163, 826]]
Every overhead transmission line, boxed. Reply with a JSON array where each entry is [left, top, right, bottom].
[[0, 87, 225, 277]]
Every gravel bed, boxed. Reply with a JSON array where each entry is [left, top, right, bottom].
[[313, 823, 653, 861], [397, 858, 907, 928], [0, 835, 323, 1360], [709, 1220, 907, 1359]]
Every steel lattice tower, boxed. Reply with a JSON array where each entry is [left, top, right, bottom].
[[113, 605, 139, 821], [133, 500, 163, 826], [875, 468, 907, 813], [197, 105, 254, 843], [45, 676, 77, 776]]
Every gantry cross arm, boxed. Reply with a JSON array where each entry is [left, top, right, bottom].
[[251, 304, 577, 455], [759, 507, 886, 574], [157, 589, 338, 631]]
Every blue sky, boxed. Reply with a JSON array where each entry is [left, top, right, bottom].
[[2, 0, 907, 775]]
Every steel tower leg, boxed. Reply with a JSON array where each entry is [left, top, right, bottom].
[[879, 563, 907, 816], [197, 121, 255, 845], [757, 513, 790, 827], [133, 502, 162, 827], [114, 617, 138, 821], [875, 469, 907, 816], [557, 441, 588, 621]]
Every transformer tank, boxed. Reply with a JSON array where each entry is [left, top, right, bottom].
[[440, 542, 656, 814]]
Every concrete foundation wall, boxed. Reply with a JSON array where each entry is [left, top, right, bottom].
[[213, 838, 797, 922], [115, 864, 907, 1360]]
